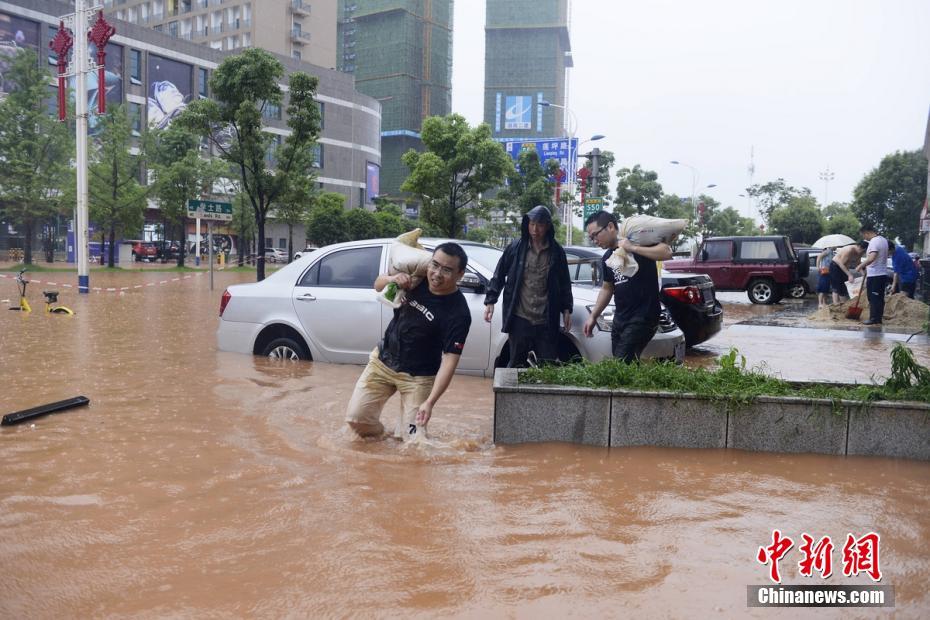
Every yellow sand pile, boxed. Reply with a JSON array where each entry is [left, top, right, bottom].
[[809, 292, 930, 329]]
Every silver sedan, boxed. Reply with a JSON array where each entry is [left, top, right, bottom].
[[216, 239, 686, 375]]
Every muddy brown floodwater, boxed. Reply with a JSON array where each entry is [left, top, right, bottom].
[[1, 270, 928, 618]]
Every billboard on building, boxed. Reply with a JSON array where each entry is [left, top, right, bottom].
[[504, 95, 533, 130], [500, 137, 577, 172], [0, 13, 40, 95], [366, 161, 380, 204], [63, 42, 123, 135], [147, 54, 192, 129]]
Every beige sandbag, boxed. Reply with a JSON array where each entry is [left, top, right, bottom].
[[377, 228, 432, 308], [605, 215, 687, 278]]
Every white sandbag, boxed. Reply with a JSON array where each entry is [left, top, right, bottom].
[[376, 228, 433, 308], [605, 215, 687, 279]]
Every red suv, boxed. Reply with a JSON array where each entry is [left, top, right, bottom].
[[664, 236, 808, 304], [131, 241, 158, 262]]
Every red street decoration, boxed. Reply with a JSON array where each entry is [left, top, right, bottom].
[[577, 167, 591, 205], [554, 168, 566, 206], [49, 21, 73, 121], [87, 11, 115, 114]]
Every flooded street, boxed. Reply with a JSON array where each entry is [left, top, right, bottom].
[[1, 270, 928, 617]]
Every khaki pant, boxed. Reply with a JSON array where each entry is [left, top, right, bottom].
[[345, 349, 435, 437]]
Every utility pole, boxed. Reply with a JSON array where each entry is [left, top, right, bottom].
[[590, 148, 601, 197]]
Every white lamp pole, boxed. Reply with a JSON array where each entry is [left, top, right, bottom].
[[670, 160, 700, 220], [540, 100, 577, 246]]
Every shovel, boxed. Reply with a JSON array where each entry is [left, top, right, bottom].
[[846, 281, 865, 320]]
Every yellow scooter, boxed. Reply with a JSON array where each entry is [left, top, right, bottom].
[[8, 268, 74, 315]]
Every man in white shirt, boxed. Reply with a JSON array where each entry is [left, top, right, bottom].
[[858, 224, 889, 326]]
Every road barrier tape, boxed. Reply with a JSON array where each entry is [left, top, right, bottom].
[[0, 271, 220, 294]]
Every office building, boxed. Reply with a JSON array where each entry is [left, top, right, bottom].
[[1, 0, 380, 253], [483, 0, 572, 141], [338, 0, 453, 204], [102, 0, 337, 69]]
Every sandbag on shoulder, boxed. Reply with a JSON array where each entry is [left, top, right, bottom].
[[605, 215, 687, 279], [377, 228, 433, 308]]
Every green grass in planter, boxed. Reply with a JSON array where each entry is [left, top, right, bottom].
[[520, 345, 930, 405]]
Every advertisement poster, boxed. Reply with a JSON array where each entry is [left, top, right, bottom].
[[147, 54, 192, 129], [504, 95, 533, 130], [0, 12, 39, 95], [366, 161, 380, 204]]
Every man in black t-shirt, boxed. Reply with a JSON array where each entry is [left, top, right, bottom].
[[345, 242, 472, 438], [582, 210, 672, 362]]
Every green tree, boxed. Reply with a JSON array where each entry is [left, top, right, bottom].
[[581, 149, 614, 201], [177, 48, 322, 280], [746, 178, 813, 224], [769, 196, 825, 244], [0, 49, 73, 264], [345, 208, 380, 240], [614, 165, 663, 218], [87, 105, 147, 267], [401, 114, 514, 238], [305, 191, 347, 246], [496, 149, 559, 216], [852, 149, 928, 249], [273, 170, 316, 261], [705, 204, 758, 238], [821, 202, 861, 239], [230, 192, 256, 266], [150, 123, 227, 266]]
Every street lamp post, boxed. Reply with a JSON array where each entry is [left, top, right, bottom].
[[818, 167, 835, 207], [670, 160, 700, 220]]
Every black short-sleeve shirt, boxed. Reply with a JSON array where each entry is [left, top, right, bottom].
[[379, 281, 472, 376], [602, 248, 660, 326]]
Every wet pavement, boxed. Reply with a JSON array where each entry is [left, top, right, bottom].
[[0, 269, 928, 617]]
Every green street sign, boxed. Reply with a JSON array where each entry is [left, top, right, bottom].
[[187, 199, 233, 221], [583, 198, 605, 221]]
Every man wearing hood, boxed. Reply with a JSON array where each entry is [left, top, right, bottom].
[[483, 205, 573, 367]]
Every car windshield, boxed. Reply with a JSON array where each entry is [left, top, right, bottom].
[[459, 244, 504, 272]]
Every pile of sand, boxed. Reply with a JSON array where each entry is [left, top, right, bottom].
[[809, 292, 930, 329]]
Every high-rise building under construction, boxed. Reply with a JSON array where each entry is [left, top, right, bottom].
[[339, 0, 453, 202], [483, 0, 572, 140]]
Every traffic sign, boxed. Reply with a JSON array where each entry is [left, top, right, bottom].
[[583, 198, 605, 221], [187, 199, 232, 221]]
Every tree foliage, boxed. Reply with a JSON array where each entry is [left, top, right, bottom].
[[851, 149, 927, 249], [614, 165, 663, 218], [822, 202, 861, 239], [582, 149, 614, 201], [305, 191, 347, 246], [746, 178, 813, 224], [0, 49, 73, 264], [496, 149, 559, 217], [272, 166, 317, 261], [401, 114, 514, 238], [769, 195, 825, 244], [87, 105, 148, 267], [176, 48, 321, 280], [149, 123, 227, 266], [345, 208, 380, 240]]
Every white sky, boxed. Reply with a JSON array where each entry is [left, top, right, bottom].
[[451, 0, 930, 222]]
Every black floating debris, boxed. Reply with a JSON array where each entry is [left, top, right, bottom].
[[2, 396, 90, 426]]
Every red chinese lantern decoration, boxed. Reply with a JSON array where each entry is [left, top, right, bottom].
[[87, 11, 116, 114], [49, 21, 73, 121]]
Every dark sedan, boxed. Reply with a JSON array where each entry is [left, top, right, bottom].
[[565, 246, 723, 347]]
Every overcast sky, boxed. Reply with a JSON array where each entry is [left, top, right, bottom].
[[451, 0, 930, 223]]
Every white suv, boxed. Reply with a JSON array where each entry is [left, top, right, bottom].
[[217, 239, 686, 373]]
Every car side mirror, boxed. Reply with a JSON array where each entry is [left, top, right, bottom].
[[458, 272, 484, 292]]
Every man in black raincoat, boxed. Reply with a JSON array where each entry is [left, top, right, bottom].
[[483, 205, 573, 367]]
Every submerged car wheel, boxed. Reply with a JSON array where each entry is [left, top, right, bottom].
[[787, 281, 807, 299], [262, 337, 308, 361], [747, 278, 777, 304]]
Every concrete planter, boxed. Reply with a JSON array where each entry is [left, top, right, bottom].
[[493, 368, 930, 461]]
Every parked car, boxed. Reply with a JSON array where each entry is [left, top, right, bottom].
[[565, 246, 723, 347], [663, 235, 808, 304], [293, 246, 318, 260], [154, 240, 180, 262], [216, 239, 687, 374], [264, 247, 288, 263], [131, 241, 157, 262]]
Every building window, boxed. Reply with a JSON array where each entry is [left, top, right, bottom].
[[311, 143, 323, 168], [262, 101, 282, 120], [318, 101, 324, 129], [198, 67, 208, 98], [130, 49, 142, 84], [278, 238, 286, 249], [129, 102, 143, 136], [292, 50, 301, 61]]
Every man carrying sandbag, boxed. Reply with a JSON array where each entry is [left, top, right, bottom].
[[582, 210, 673, 362], [483, 205, 573, 367], [345, 243, 472, 438]]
